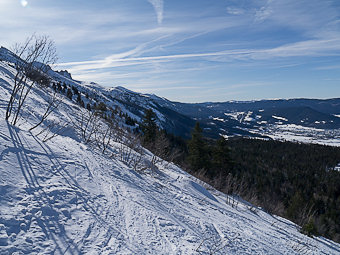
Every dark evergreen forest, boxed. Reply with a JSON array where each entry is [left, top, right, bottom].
[[141, 114, 340, 243], [224, 138, 340, 242]]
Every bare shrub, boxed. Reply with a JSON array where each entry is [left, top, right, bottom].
[[117, 140, 146, 172], [6, 34, 57, 125], [68, 108, 102, 144], [35, 119, 69, 142], [29, 88, 61, 131]]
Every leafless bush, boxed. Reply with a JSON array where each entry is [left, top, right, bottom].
[[93, 122, 115, 154], [68, 108, 102, 144], [29, 88, 61, 131], [67, 104, 149, 171], [150, 132, 182, 169], [67, 101, 172, 175], [101, 126, 114, 154], [223, 173, 245, 208], [292, 203, 318, 238], [6, 34, 57, 126], [130, 147, 146, 171], [117, 142, 146, 171], [146, 154, 161, 174], [34, 119, 69, 142], [112, 126, 125, 143]]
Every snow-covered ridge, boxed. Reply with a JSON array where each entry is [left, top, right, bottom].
[[0, 47, 18, 62], [272, 115, 288, 122]]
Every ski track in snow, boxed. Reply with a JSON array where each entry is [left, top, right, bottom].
[[0, 60, 340, 254]]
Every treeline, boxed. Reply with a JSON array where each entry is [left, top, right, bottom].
[[140, 112, 340, 243]]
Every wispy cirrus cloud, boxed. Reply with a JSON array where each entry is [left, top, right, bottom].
[[2, 0, 340, 101], [148, 0, 164, 25], [254, 5, 272, 23], [58, 35, 340, 72], [226, 7, 245, 15]]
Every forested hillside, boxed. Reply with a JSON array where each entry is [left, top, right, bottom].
[[226, 138, 340, 242], [167, 130, 340, 243], [115, 88, 340, 244]]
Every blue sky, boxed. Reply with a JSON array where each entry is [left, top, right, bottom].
[[1, 0, 340, 102]]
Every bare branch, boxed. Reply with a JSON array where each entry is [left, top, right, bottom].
[[6, 34, 58, 126]]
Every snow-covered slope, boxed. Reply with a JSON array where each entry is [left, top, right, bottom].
[[2, 121, 340, 254], [1, 52, 340, 254]]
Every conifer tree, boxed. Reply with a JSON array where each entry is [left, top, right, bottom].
[[77, 93, 82, 104], [96, 102, 107, 111], [141, 109, 157, 146], [187, 122, 208, 171], [66, 88, 73, 100], [86, 103, 91, 111], [211, 136, 232, 175], [80, 100, 85, 108]]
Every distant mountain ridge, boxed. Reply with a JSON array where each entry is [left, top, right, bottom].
[[1, 46, 339, 144]]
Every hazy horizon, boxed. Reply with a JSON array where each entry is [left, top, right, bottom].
[[1, 0, 340, 103]]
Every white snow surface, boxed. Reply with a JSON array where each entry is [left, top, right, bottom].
[[212, 117, 225, 122], [1, 61, 340, 254], [224, 111, 254, 123], [272, 115, 288, 122], [253, 124, 340, 147]]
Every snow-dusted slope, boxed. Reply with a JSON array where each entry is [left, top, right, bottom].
[[1, 56, 340, 254], [2, 121, 340, 255]]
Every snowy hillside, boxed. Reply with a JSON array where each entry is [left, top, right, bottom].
[[1, 52, 340, 254]]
